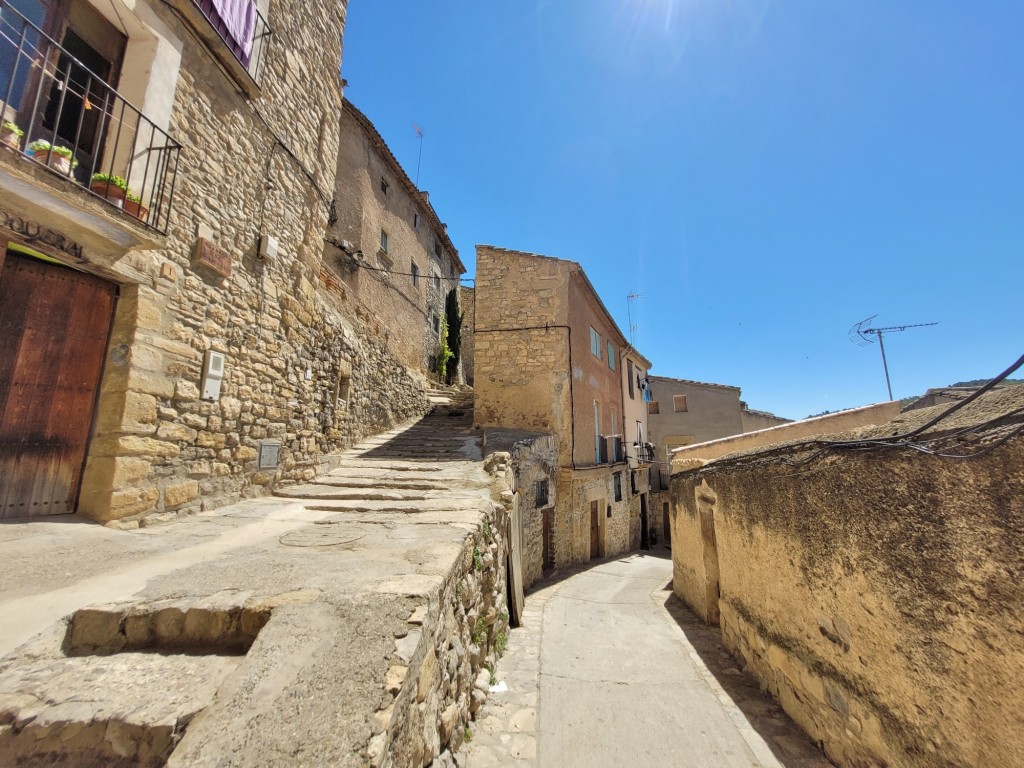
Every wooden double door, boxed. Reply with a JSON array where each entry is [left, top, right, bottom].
[[0, 249, 115, 518]]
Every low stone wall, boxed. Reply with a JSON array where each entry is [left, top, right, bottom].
[[372, 502, 511, 767], [670, 401, 901, 465], [671, 418, 1024, 766], [505, 434, 556, 591]]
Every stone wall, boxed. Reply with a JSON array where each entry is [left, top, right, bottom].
[[371, 499, 511, 767], [459, 286, 475, 386], [670, 394, 1024, 767], [63, 0, 440, 525], [670, 401, 902, 465], [505, 434, 557, 591], [554, 466, 634, 567]]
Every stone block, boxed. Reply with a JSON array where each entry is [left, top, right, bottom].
[[116, 437, 180, 459], [156, 421, 198, 442], [109, 486, 159, 517], [164, 481, 200, 507], [196, 431, 226, 450], [125, 370, 175, 398]]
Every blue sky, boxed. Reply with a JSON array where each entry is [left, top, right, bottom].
[[340, 1, 1023, 420]]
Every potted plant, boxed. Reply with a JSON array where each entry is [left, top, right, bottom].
[[124, 190, 149, 222], [90, 172, 128, 206], [1, 120, 23, 150], [27, 139, 77, 175]]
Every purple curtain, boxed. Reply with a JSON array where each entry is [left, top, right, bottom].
[[196, 0, 256, 67]]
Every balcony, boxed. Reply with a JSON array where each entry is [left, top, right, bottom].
[[634, 441, 656, 465], [169, 0, 271, 97], [0, 1, 180, 256]]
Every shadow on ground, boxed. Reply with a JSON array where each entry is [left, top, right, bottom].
[[355, 411, 478, 463], [661, 591, 835, 768]]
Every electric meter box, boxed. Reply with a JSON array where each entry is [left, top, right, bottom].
[[201, 350, 226, 401]]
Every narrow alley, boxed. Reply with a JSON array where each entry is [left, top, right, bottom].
[[465, 554, 832, 768]]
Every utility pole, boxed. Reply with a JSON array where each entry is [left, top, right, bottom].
[[850, 316, 939, 400]]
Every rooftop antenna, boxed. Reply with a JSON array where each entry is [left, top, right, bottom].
[[413, 123, 424, 187], [626, 293, 643, 345], [849, 315, 939, 400]]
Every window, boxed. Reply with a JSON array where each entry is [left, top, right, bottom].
[[379, 229, 389, 254], [535, 479, 549, 508], [413, 212, 420, 229], [613, 472, 622, 502], [607, 343, 616, 370], [432, 267, 441, 291], [430, 311, 440, 336], [590, 327, 601, 359], [411, 262, 420, 287], [433, 238, 442, 258], [648, 401, 660, 415], [673, 395, 688, 412], [381, 176, 389, 194], [627, 360, 635, 399]]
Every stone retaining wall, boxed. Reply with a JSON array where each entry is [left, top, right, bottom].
[[371, 500, 511, 767]]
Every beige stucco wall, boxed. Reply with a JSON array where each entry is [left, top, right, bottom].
[[648, 377, 744, 461], [670, 401, 902, 465], [670, 424, 1024, 767], [621, 349, 650, 465], [740, 409, 792, 433]]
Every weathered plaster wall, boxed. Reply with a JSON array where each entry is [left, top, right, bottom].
[[648, 377, 744, 459], [671, 428, 1024, 767], [670, 401, 902, 465], [567, 272, 626, 467], [740, 408, 792, 433], [327, 103, 462, 376]]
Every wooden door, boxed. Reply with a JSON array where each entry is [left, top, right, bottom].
[[590, 500, 599, 559], [0, 251, 115, 518]]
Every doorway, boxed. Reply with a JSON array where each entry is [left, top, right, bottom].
[[0, 249, 116, 518], [542, 507, 555, 576], [589, 500, 600, 560], [640, 493, 649, 549]]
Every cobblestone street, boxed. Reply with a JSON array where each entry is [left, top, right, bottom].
[[464, 552, 832, 768]]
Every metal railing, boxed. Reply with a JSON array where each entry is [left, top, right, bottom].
[[0, 1, 181, 234], [634, 441, 656, 464], [193, 0, 271, 83]]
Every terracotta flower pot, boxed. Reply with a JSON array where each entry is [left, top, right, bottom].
[[124, 199, 149, 222], [91, 181, 126, 207], [0, 127, 20, 150], [33, 149, 72, 175]]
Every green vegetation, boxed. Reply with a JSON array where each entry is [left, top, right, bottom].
[[436, 314, 453, 381], [472, 546, 483, 572], [471, 616, 488, 646], [444, 288, 463, 385], [495, 630, 508, 656], [463, 726, 473, 743], [2, 120, 24, 137], [482, 520, 492, 542], [90, 172, 129, 191]]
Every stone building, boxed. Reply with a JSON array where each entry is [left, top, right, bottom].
[[459, 285, 475, 386], [325, 100, 465, 379], [0, 0, 433, 524], [473, 245, 653, 569]]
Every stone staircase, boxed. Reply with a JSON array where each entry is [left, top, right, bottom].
[[275, 392, 487, 514], [425, 384, 474, 419]]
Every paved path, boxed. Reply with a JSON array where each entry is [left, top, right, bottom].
[[464, 552, 832, 768]]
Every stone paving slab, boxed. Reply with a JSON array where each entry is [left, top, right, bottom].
[[462, 554, 834, 768]]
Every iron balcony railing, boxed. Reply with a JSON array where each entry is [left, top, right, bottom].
[[0, 1, 181, 234], [634, 441, 656, 464], [193, 0, 271, 84]]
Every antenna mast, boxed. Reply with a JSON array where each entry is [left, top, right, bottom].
[[849, 315, 939, 400], [413, 124, 425, 187], [626, 293, 643, 345]]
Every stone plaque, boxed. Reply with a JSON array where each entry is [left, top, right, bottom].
[[193, 237, 232, 277]]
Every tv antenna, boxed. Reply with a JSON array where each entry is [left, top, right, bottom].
[[413, 123, 424, 187], [626, 293, 643, 345], [849, 315, 939, 400]]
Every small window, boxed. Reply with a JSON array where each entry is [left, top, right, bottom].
[[535, 479, 549, 508], [381, 177, 389, 194], [432, 267, 441, 291], [434, 239, 442, 258], [590, 327, 601, 359], [413, 212, 420, 229], [627, 360, 635, 399], [379, 229, 389, 254], [607, 343, 616, 370], [411, 262, 420, 287], [673, 395, 688, 412], [613, 472, 622, 502], [431, 311, 440, 335], [648, 401, 660, 415]]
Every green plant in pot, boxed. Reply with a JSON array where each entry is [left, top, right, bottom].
[[27, 139, 78, 175], [90, 172, 128, 206], [124, 189, 149, 222], [1, 120, 24, 150]]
